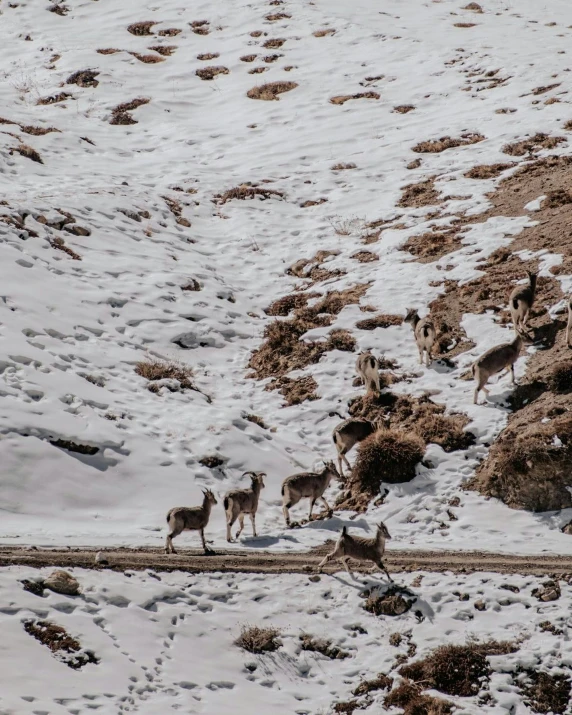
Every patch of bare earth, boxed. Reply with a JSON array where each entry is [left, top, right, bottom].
[[109, 97, 150, 125], [502, 133, 565, 156], [351, 250, 378, 263], [464, 162, 516, 179], [403, 226, 466, 263], [24, 620, 99, 670], [330, 92, 380, 105], [398, 177, 440, 208], [213, 184, 285, 205], [412, 133, 484, 153], [286, 249, 345, 283]]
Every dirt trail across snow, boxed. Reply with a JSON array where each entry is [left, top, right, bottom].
[[2, 545, 572, 577]]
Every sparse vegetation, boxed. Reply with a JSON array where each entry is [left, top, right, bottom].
[[199, 455, 224, 468], [299, 634, 349, 659], [196, 66, 229, 80], [464, 163, 515, 179], [135, 357, 196, 393], [235, 625, 281, 653], [521, 670, 571, 714], [356, 314, 403, 330], [24, 620, 99, 670], [364, 586, 416, 616], [313, 28, 336, 37], [393, 105, 415, 114], [384, 681, 453, 715], [398, 178, 439, 208], [263, 38, 286, 48], [502, 133, 565, 156], [110, 97, 150, 125], [49, 236, 81, 260], [130, 52, 165, 64], [331, 162, 357, 171], [198, 52, 219, 60], [213, 184, 285, 204], [247, 81, 298, 100], [353, 673, 393, 696], [127, 21, 156, 36], [12, 144, 43, 164], [412, 133, 484, 153], [330, 92, 380, 105], [66, 69, 99, 87]]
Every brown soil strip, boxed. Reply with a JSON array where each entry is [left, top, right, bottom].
[[3, 546, 572, 576]]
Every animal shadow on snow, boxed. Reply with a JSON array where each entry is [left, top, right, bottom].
[[239, 533, 300, 548]]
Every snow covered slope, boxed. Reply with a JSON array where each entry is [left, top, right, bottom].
[[1, 0, 571, 554]]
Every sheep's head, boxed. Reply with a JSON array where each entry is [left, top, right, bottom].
[[404, 308, 418, 324], [243, 471, 266, 489], [377, 521, 392, 540], [202, 488, 218, 505]]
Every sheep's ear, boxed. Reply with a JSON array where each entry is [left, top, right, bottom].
[[341, 526, 347, 536]]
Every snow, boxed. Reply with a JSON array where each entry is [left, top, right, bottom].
[[1, 565, 571, 714], [1, 0, 571, 557]]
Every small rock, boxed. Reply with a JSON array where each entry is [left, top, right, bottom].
[[500, 583, 520, 593], [474, 599, 486, 611], [308, 575, 320, 582], [532, 580, 561, 602], [95, 551, 109, 566], [63, 224, 91, 236], [448, 496, 461, 507], [43, 570, 80, 596]]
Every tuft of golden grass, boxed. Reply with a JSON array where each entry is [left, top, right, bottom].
[[331, 162, 357, 171], [531, 83, 560, 95], [249, 67, 268, 74], [393, 104, 415, 114], [191, 20, 210, 35], [135, 357, 196, 393], [159, 27, 182, 36], [130, 52, 165, 64], [13, 143, 43, 164], [110, 97, 150, 125], [247, 81, 297, 100], [213, 184, 285, 205], [148, 45, 177, 56], [196, 66, 229, 80], [351, 250, 379, 263], [299, 633, 349, 660], [263, 37, 286, 48], [198, 52, 220, 60], [66, 69, 99, 87], [240, 54, 257, 62], [20, 125, 59, 136], [454, 22, 476, 27], [313, 28, 335, 36], [265, 12, 291, 21], [330, 92, 380, 105], [398, 178, 440, 207], [235, 625, 281, 653], [464, 162, 515, 179], [356, 314, 402, 330], [37, 92, 73, 105], [127, 21, 156, 36], [263, 53, 282, 63], [97, 48, 121, 55], [412, 133, 484, 153], [502, 133, 565, 156]]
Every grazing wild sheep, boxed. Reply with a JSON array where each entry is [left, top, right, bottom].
[[356, 352, 381, 393], [566, 295, 572, 347], [281, 462, 339, 526], [165, 489, 217, 554], [472, 329, 526, 404], [224, 472, 265, 542], [404, 308, 436, 366], [318, 522, 393, 580], [509, 270, 537, 331], [332, 418, 379, 477]]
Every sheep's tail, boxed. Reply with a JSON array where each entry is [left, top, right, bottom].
[[223, 496, 230, 511]]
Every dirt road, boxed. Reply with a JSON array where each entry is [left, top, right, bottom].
[[2, 545, 572, 577]]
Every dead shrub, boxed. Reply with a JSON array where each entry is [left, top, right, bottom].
[[353, 673, 393, 696], [110, 97, 150, 125], [287, 249, 343, 281], [110, 112, 137, 126], [130, 52, 165, 63], [544, 189, 572, 209], [213, 184, 285, 205], [241, 54, 257, 62], [148, 45, 177, 56], [532, 83, 560, 95], [13, 144, 43, 164], [190, 20, 210, 34], [364, 585, 416, 616], [299, 633, 349, 659], [199, 455, 224, 468], [235, 625, 281, 653], [399, 640, 517, 697], [356, 314, 403, 330], [198, 52, 219, 60], [249, 67, 268, 74], [247, 81, 297, 100], [24, 620, 98, 670], [49, 237, 81, 260], [548, 362, 572, 392], [412, 133, 484, 153], [196, 66, 229, 80], [159, 28, 182, 36], [263, 53, 282, 63], [37, 92, 72, 105], [66, 69, 99, 87], [313, 28, 336, 36], [333, 700, 361, 714], [242, 413, 267, 429], [502, 133, 565, 156], [48, 3, 69, 15], [521, 670, 570, 714], [393, 105, 415, 114], [265, 12, 291, 20], [127, 21, 156, 35], [464, 162, 515, 179], [398, 178, 440, 208], [330, 92, 380, 105], [384, 681, 453, 715], [351, 250, 378, 263], [264, 292, 318, 316], [350, 429, 425, 494], [331, 162, 357, 171], [135, 357, 196, 392], [263, 37, 286, 48], [403, 228, 462, 263], [454, 22, 476, 27], [270, 375, 319, 405], [181, 279, 201, 291], [97, 48, 121, 55], [413, 411, 475, 452]]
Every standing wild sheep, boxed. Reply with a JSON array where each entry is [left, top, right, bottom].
[[281, 462, 339, 526], [333, 418, 378, 477], [318, 522, 393, 580], [509, 270, 537, 332], [356, 352, 381, 393], [566, 295, 572, 347], [472, 329, 525, 404], [404, 308, 436, 366], [165, 489, 218, 554], [224, 472, 266, 542]]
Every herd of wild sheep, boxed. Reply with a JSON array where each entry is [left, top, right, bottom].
[[164, 272, 572, 577]]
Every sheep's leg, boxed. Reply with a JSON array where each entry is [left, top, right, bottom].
[[318, 548, 341, 573], [418, 346, 424, 364], [342, 557, 353, 576], [200, 528, 208, 553], [226, 515, 234, 543], [426, 346, 432, 367], [165, 525, 182, 554], [509, 364, 516, 384], [236, 514, 245, 539], [250, 512, 257, 537], [376, 558, 393, 582], [308, 497, 317, 521], [522, 308, 529, 327], [282, 503, 291, 527], [320, 496, 332, 518], [342, 453, 352, 475]]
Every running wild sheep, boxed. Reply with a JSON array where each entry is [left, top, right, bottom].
[[281, 462, 339, 526], [472, 329, 525, 404], [404, 308, 436, 366], [224, 472, 266, 542], [165, 489, 217, 554], [318, 522, 393, 580], [332, 418, 379, 477], [509, 270, 537, 332], [356, 352, 381, 393]]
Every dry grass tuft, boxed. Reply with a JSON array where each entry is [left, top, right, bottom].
[[97, 48, 121, 55], [66, 69, 99, 87], [48, 3, 70, 15], [159, 27, 182, 36], [330, 92, 380, 105], [270, 375, 319, 405], [20, 125, 59, 136], [384, 681, 453, 715], [353, 673, 393, 697], [130, 52, 165, 63], [502, 133, 565, 156], [300, 634, 349, 659], [263, 53, 283, 63], [548, 361, 572, 392], [196, 65, 229, 80], [249, 67, 268, 74], [247, 81, 298, 100], [181, 279, 201, 292], [398, 178, 440, 208], [351, 250, 378, 263], [191, 20, 210, 35], [265, 12, 291, 21], [521, 670, 570, 714], [199, 455, 224, 468], [235, 625, 281, 653], [403, 228, 462, 263], [148, 45, 177, 56], [13, 143, 43, 164], [399, 640, 517, 697], [265, 292, 319, 316], [49, 237, 81, 260], [413, 133, 484, 153], [393, 105, 415, 114], [37, 92, 73, 105], [127, 21, 156, 36], [463, 2, 483, 10], [364, 585, 416, 617], [263, 37, 286, 48], [531, 83, 560, 95], [331, 162, 357, 171], [240, 54, 257, 62], [213, 184, 285, 205], [454, 22, 476, 27], [464, 162, 515, 179], [314, 28, 336, 37], [135, 357, 196, 393], [543, 189, 572, 209], [356, 314, 403, 330], [110, 97, 150, 125], [198, 52, 219, 60], [24, 620, 98, 670]]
